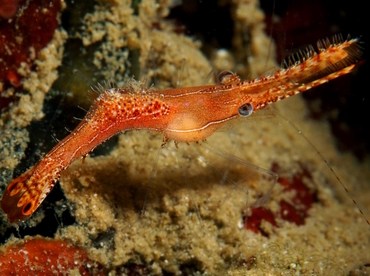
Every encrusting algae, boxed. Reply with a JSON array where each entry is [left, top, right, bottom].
[[0, 0, 369, 275]]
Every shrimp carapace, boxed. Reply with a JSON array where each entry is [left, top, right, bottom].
[[1, 35, 363, 222]]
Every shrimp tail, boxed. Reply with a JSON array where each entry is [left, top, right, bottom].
[[1, 166, 43, 223]]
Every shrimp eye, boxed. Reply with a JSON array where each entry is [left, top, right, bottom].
[[238, 103, 253, 117], [218, 70, 234, 83], [218, 70, 241, 85]]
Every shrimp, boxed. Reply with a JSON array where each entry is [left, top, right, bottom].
[[1, 35, 363, 223]]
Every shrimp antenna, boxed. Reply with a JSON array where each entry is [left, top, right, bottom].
[[272, 109, 370, 225]]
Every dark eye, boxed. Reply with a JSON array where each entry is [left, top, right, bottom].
[[238, 103, 253, 117]]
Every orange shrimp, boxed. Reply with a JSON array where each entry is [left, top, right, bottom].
[[1, 35, 363, 223]]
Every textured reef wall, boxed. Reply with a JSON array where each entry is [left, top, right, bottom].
[[0, 0, 369, 275]]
